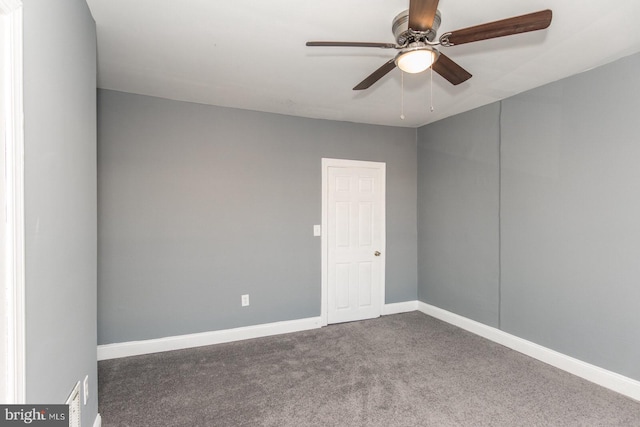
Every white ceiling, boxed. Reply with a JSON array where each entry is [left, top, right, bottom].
[[86, 0, 640, 128]]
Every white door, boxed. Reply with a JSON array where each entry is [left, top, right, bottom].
[[322, 159, 385, 325]]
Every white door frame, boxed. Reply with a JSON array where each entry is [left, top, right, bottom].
[[0, 0, 26, 404], [321, 158, 386, 326]]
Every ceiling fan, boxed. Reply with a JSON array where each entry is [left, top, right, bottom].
[[306, 0, 552, 90]]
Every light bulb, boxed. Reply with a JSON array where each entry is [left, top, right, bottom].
[[396, 49, 437, 74]]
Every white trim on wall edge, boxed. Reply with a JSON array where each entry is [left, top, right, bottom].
[[98, 317, 324, 361], [1, 0, 25, 405], [97, 301, 640, 402], [0, 0, 23, 14], [97, 301, 420, 361], [382, 300, 418, 315], [93, 414, 101, 427], [418, 301, 640, 402]]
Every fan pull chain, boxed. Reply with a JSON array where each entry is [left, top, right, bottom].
[[429, 66, 435, 113], [400, 71, 405, 120]]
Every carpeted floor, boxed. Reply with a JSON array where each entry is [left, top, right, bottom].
[[98, 312, 640, 426]]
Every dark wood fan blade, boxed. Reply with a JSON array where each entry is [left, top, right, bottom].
[[408, 0, 440, 32], [353, 59, 397, 90], [431, 53, 472, 85], [306, 41, 397, 49], [445, 9, 552, 46]]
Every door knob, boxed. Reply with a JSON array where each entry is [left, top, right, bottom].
[[374, 251, 381, 256]]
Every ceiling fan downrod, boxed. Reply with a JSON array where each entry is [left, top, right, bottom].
[[392, 9, 441, 47]]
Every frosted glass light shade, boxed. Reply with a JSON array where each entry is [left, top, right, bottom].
[[396, 49, 437, 74]]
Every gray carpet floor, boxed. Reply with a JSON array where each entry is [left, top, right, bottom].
[[98, 312, 640, 426]]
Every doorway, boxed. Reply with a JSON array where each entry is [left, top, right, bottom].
[[321, 158, 386, 325]]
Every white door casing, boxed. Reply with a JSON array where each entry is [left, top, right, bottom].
[[1, 0, 25, 404], [321, 158, 385, 325]]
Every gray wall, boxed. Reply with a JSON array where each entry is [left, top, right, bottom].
[[98, 90, 417, 344], [23, 0, 98, 425], [418, 52, 640, 381], [417, 104, 500, 327]]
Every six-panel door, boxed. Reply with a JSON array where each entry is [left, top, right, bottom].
[[327, 165, 384, 324]]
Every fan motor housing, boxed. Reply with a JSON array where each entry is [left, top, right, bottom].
[[392, 9, 441, 46]]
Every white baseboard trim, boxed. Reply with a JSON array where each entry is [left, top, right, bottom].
[[97, 317, 323, 361], [98, 301, 419, 361], [96, 301, 640, 401], [418, 301, 640, 402], [382, 300, 419, 315], [93, 413, 102, 427]]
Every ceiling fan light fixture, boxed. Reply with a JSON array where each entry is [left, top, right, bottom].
[[395, 46, 438, 74]]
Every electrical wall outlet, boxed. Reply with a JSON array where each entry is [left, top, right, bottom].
[[83, 375, 89, 405], [241, 294, 250, 307]]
